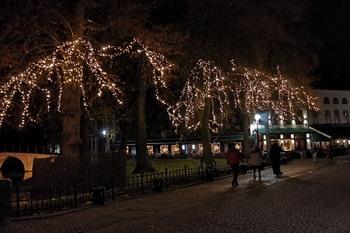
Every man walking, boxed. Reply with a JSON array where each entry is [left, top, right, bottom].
[[269, 143, 283, 176], [226, 145, 242, 187]]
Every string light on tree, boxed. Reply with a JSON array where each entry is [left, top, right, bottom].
[[168, 59, 232, 133], [0, 37, 174, 128], [100, 38, 173, 106], [230, 61, 319, 119], [0, 38, 127, 127]]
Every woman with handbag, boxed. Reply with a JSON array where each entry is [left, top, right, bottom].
[[249, 145, 263, 180]]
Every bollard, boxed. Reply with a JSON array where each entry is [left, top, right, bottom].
[[0, 179, 12, 225]]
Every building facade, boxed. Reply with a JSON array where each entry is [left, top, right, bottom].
[[310, 89, 350, 125], [308, 89, 350, 149]]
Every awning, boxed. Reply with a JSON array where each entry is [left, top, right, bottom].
[[258, 125, 332, 141], [259, 125, 314, 134]]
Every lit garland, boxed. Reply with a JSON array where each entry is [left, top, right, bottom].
[[168, 59, 319, 133], [0, 37, 173, 128], [231, 62, 319, 120], [0, 38, 125, 127], [100, 38, 173, 105], [168, 59, 232, 132]]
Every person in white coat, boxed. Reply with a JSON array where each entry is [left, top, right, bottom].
[[249, 145, 264, 180]]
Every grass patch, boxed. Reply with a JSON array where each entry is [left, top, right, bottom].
[[127, 158, 228, 175]]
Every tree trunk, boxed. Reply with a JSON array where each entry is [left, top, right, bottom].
[[201, 98, 214, 166], [80, 115, 90, 158], [242, 112, 251, 160], [61, 0, 85, 158], [118, 120, 129, 156], [133, 61, 156, 173], [264, 112, 271, 156], [61, 83, 81, 157]]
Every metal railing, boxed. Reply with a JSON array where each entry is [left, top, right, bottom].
[[0, 144, 53, 154], [11, 163, 231, 217]]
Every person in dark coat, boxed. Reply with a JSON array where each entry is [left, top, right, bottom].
[[226, 145, 242, 187], [269, 143, 283, 175]]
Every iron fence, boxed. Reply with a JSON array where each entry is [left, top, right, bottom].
[[0, 144, 53, 154], [11, 163, 231, 217]]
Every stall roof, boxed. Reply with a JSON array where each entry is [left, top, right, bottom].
[[258, 125, 332, 141], [259, 125, 314, 134]]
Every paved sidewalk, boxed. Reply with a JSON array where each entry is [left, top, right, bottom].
[[1, 156, 349, 233]]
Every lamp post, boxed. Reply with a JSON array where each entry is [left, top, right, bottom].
[[102, 129, 107, 137], [255, 114, 261, 147], [101, 129, 110, 152]]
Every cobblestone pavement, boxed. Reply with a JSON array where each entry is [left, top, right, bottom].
[[2, 157, 350, 233]]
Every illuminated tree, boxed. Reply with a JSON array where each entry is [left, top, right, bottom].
[[0, 1, 94, 157], [168, 58, 319, 165], [230, 62, 319, 155], [102, 39, 173, 172], [231, 62, 319, 118], [0, 1, 174, 162], [168, 59, 232, 166]]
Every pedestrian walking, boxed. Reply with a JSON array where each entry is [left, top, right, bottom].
[[312, 149, 317, 163], [249, 145, 263, 180], [226, 145, 242, 187], [269, 143, 283, 176], [326, 145, 334, 164]]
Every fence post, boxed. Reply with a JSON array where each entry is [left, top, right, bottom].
[[141, 172, 144, 193], [165, 168, 168, 186], [49, 186, 52, 210], [16, 184, 20, 217], [74, 181, 78, 208], [184, 165, 188, 183], [111, 176, 115, 200], [0, 179, 12, 225], [30, 189, 33, 215]]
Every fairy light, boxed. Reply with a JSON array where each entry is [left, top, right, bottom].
[[0, 37, 127, 127], [231, 62, 319, 119], [167, 59, 231, 133], [0, 37, 174, 128], [100, 38, 173, 106], [168, 59, 319, 133]]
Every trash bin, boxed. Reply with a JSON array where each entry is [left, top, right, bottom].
[[92, 186, 105, 205], [153, 178, 164, 192], [0, 179, 12, 225], [205, 166, 217, 181]]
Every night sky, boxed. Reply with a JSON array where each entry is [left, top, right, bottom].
[[0, 0, 349, 89], [309, 0, 350, 89]]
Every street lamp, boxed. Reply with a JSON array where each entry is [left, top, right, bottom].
[[101, 129, 107, 137], [254, 114, 261, 147]]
